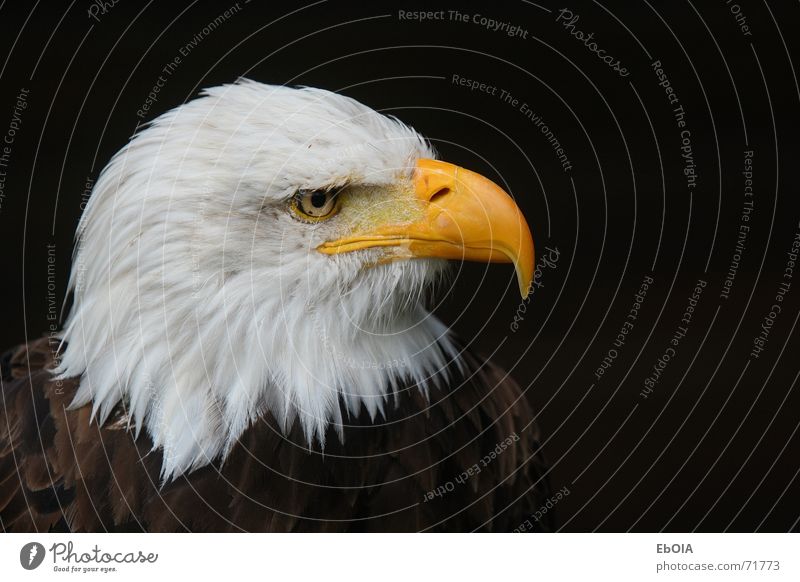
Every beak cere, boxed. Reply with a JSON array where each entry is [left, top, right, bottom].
[[316, 158, 535, 298]]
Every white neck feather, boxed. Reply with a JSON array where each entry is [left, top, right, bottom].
[[57, 270, 458, 480]]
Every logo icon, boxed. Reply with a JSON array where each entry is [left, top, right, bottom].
[[20, 542, 46, 570]]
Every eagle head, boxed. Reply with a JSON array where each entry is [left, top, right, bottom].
[[55, 80, 534, 479]]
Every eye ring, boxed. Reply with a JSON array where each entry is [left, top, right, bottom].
[[290, 189, 340, 222]]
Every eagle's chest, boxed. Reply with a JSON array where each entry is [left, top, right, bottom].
[[2, 338, 550, 532]]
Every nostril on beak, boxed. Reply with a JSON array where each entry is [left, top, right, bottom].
[[428, 187, 452, 204]]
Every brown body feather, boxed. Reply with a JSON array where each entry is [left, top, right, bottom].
[[1, 337, 552, 532]]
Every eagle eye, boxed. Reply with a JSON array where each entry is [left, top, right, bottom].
[[291, 189, 340, 221]]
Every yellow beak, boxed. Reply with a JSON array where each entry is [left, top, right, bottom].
[[317, 158, 535, 298]]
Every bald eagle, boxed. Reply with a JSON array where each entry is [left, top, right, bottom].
[[1, 81, 551, 532]]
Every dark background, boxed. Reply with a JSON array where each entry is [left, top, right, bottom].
[[1, 0, 799, 531]]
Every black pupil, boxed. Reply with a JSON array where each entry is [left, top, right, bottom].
[[310, 192, 328, 209]]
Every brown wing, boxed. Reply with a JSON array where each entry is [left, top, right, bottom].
[[0, 338, 72, 532], [1, 336, 552, 532]]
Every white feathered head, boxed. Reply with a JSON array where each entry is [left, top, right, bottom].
[[56, 81, 534, 479]]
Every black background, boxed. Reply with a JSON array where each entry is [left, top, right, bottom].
[[1, 0, 799, 532]]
